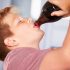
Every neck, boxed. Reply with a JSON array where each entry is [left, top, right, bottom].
[[17, 41, 39, 49], [8, 43, 39, 50]]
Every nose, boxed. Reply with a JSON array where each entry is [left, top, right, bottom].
[[18, 17, 28, 24], [27, 18, 34, 24]]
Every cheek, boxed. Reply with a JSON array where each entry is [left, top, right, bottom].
[[15, 26, 28, 34], [14, 26, 44, 40], [28, 30, 44, 40]]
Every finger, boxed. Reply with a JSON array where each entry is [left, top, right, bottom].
[[51, 10, 68, 16], [49, 0, 59, 5]]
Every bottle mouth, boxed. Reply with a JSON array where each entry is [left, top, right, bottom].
[[34, 22, 40, 27]]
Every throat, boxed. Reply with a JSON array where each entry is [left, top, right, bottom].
[[18, 42, 39, 49]]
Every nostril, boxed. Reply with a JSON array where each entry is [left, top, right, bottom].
[[27, 18, 34, 24]]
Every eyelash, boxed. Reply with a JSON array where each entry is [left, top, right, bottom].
[[18, 20, 22, 23], [17, 17, 28, 24], [18, 20, 26, 24]]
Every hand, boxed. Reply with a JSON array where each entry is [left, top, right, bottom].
[[49, 0, 70, 17]]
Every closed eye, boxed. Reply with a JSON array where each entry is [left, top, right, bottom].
[[15, 17, 28, 25], [18, 20, 27, 24]]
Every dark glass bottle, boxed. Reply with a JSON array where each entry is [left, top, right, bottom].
[[34, 1, 62, 26]]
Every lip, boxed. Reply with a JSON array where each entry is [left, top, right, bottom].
[[34, 25, 40, 28], [34, 22, 40, 28], [33, 23, 40, 28]]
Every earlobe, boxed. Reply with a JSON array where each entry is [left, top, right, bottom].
[[4, 37, 18, 47]]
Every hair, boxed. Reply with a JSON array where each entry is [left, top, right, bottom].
[[0, 7, 14, 61]]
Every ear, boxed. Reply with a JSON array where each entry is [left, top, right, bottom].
[[4, 37, 18, 47]]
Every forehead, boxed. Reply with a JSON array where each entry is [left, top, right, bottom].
[[3, 12, 19, 26]]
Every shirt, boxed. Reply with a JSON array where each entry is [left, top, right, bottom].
[[4, 47, 51, 70]]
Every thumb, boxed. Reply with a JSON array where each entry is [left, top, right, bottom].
[[51, 10, 68, 16]]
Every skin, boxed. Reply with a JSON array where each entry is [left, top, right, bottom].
[[49, 0, 70, 17], [4, 12, 70, 70], [39, 0, 70, 70], [3, 1, 70, 69], [3, 12, 44, 50]]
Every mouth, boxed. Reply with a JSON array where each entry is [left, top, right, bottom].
[[34, 22, 40, 28]]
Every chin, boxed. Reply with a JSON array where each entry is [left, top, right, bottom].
[[40, 30, 44, 37], [38, 30, 45, 41]]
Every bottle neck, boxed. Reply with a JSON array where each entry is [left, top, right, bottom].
[[34, 16, 49, 26]]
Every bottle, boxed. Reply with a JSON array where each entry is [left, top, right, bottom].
[[34, 1, 62, 26]]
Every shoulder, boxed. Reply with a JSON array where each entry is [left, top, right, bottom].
[[39, 47, 70, 70], [39, 48, 64, 70]]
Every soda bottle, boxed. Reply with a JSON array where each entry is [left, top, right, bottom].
[[34, 1, 62, 26]]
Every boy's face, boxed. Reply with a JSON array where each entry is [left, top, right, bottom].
[[3, 12, 44, 48]]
